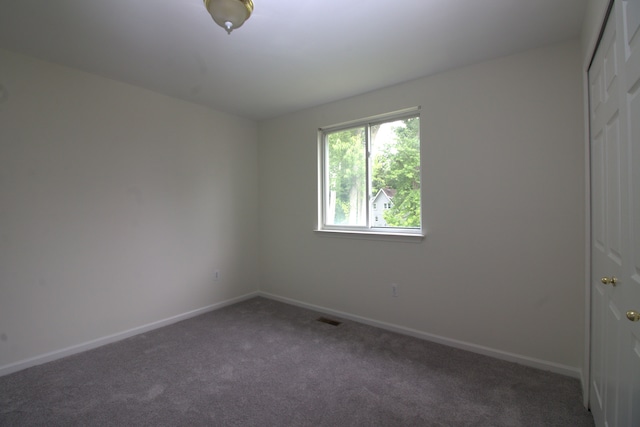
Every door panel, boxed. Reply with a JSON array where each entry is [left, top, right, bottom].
[[624, 0, 640, 50], [593, 130, 606, 253], [605, 115, 622, 266], [592, 284, 606, 411], [590, 10, 618, 425], [619, 1, 640, 426], [589, 1, 640, 426], [604, 302, 622, 427]]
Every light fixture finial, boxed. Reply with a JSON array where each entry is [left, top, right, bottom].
[[204, 0, 254, 35]]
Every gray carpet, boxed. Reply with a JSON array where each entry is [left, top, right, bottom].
[[1, 297, 594, 426]]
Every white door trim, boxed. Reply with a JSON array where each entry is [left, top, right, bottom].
[[582, 0, 615, 409]]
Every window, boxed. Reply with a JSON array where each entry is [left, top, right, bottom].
[[319, 108, 421, 236]]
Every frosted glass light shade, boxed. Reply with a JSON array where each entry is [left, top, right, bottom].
[[204, 0, 254, 34]]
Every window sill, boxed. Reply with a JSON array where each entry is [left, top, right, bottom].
[[314, 229, 425, 243]]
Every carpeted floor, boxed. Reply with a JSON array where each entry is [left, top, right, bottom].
[[0, 297, 594, 426]]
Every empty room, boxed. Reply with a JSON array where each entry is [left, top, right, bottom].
[[1, 0, 638, 426]]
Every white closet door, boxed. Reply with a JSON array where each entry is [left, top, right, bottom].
[[589, 1, 640, 426]]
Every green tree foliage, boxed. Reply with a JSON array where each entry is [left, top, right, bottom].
[[375, 117, 421, 227], [326, 127, 366, 225], [326, 117, 420, 228]]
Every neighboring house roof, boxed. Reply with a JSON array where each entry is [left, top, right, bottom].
[[381, 188, 396, 199], [371, 188, 396, 203]]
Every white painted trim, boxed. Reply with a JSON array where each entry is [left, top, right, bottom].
[[582, 65, 592, 407], [258, 291, 582, 379], [584, 1, 615, 73], [0, 291, 259, 377], [314, 229, 424, 243], [581, 0, 615, 409]]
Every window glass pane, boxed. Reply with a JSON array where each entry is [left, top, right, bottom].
[[325, 127, 367, 226], [371, 117, 420, 228]]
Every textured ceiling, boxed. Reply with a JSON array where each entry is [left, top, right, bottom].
[[0, 0, 586, 120]]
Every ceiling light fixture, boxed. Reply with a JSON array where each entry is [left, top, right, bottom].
[[204, 0, 254, 35]]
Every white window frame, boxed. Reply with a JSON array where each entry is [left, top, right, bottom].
[[316, 107, 424, 240]]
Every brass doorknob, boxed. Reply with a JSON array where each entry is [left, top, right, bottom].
[[601, 276, 618, 286], [627, 311, 640, 322]]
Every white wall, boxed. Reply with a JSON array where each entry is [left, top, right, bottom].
[[258, 40, 585, 373], [0, 49, 259, 370]]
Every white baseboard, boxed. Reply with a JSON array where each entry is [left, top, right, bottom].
[[0, 291, 259, 377], [2, 290, 583, 382], [258, 291, 583, 380]]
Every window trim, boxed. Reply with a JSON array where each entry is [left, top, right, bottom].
[[316, 107, 424, 239]]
